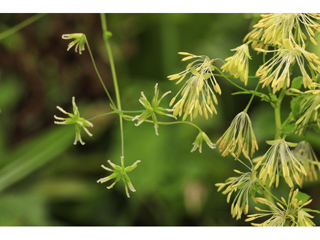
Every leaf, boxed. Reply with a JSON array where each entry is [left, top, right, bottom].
[[303, 208, 320, 214], [311, 124, 320, 133], [296, 191, 311, 204], [290, 94, 305, 121], [281, 123, 297, 135], [0, 126, 74, 192], [269, 93, 277, 102], [291, 76, 303, 90], [249, 183, 262, 197]]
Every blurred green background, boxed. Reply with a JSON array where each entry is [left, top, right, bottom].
[[0, 13, 320, 226]]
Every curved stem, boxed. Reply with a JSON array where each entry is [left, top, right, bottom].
[[85, 37, 116, 109], [212, 66, 247, 91], [256, 179, 283, 204], [243, 83, 260, 113], [274, 85, 287, 139], [123, 114, 203, 132], [0, 13, 47, 41], [100, 13, 125, 159]]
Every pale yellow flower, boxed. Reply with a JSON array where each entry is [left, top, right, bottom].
[[221, 44, 252, 86], [191, 131, 215, 153], [254, 138, 307, 188], [292, 87, 320, 135], [54, 96, 93, 145], [168, 52, 221, 121], [216, 111, 258, 160], [62, 33, 86, 54], [246, 188, 315, 226], [97, 156, 140, 198], [215, 168, 257, 220], [292, 141, 320, 185], [255, 39, 320, 93], [244, 13, 320, 48], [132, 83, 175, 135]]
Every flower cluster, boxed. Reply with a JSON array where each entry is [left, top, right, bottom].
[[221, 44, 252, 86], [255, 39, 320, 93], [62, 33, 86, 54], [96, 156, 140, 198], [54, 96, 93, 145], [292, 141, 320, 185], [216, 111, 258, 160], [168, 52, 221, 121], [291, 86, 320, 135], [244, 13, 320, 49], [254, 138, 307, 188], [132, 83, 176, 135], [246, 188, 315, 226], [215, 168, 257, 220]]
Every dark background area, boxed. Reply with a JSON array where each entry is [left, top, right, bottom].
[[0, 13, 320, 226]]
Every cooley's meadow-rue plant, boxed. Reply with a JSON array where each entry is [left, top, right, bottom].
[[10, 13, 317, 225]]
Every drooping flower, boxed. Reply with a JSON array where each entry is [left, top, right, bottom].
[[254, 138, 307, 188], [54, 96, 93, 145], [62, 33, 86, 54], [246, 188, 315, 226], [216, 111, 258, 160], [244, 13, 320, 49], [293, 87, 320, 135], [132, 83, 176, 135], [97, 156, 140, 198], [255, 39, 320, 93], [215, 168, 257, 220], [168, 52, 221, 121], [292, 141, 320, 185], [221, 44, 252, 86], [191, 131, 215, 153]]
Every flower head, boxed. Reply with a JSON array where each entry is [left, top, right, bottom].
[[244, 13, 320, 49], [54, 96, 93, 145], [215, 168, 257, 220], [168, 52, 221, 121], [62, 33, 86, 54], [132, 83, 176, 135], [221, 44, 252, 86], [293, 87, 320, 135], [255, 39, 320, 93], [97, 156, 140, 198], [216, 111, 258, 160], [191, 131, 215, 153], [254, 138, 307, 188], [292, 141, 320, 185], [246, 188, 315, 226]]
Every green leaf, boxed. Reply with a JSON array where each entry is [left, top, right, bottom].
[[269, 93, 277, 102], [249, 183, 262, 197], [303, 208, 320, 214], [296, 191, 311, 204], [290, 94, 305, 121], [291, 76, 303, 90], [281, 123, 297, 134], [0, 126, 74, 192], [311, 124, 320, 133]]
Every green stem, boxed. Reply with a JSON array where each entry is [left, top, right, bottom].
[[0, 13, 47, 41], [257, 179, 283, 204], [88, 110, 144, 121], [100, 13, 125, 159], [212, 66, 247, 91], [123, 114, 202, 132], [85, 37, 116, 109], [213, 74, 259, 79], [243, 83, 260, 113], [274, 85, 287, 139]]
